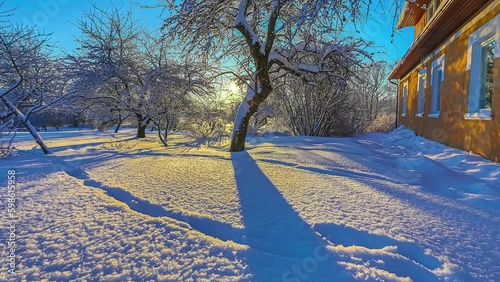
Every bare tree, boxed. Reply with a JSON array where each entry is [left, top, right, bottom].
[[341, 61, 389, 134], [1, 7, 71, 154], [162, 0, 401, 151], [273, 70, 350, 137], [141, 34, 211, 146], [68, 4, 149, 138], [69, 5, 210, 142], [145, 66, 188, 146]]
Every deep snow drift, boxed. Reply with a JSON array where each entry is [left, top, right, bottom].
[[0, 128, 499, 281]]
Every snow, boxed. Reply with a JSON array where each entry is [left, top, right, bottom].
[[1, 127, 499, 281], [321, 44, 341, 62], [268, 43, 344, 75], [463, 111, 493, 120], [297, 63, 321, 73], [268, 50, 298, 72], [232, 80, 259, 139], [268, 50, 324, 75], [235, 0, 261, 47]]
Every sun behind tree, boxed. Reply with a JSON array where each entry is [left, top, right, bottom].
[[162, 0, 402, 152]]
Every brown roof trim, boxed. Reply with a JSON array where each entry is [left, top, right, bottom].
[[389, 0, 492, 80]]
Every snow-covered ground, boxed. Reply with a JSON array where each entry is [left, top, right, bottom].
[[1, 128, 499, 281]]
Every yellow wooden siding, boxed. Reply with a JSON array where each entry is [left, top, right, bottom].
[[399, 4, 500, 161]]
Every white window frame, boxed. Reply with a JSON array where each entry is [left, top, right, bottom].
[[465, 14, 500, 120], [426, 0, 443, 26], [416, 68, 427, 117], [402, 82, 408, 117], [429, 54, 445, 118], [426, 0, 438, 22]]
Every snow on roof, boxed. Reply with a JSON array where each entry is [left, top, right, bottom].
[[397, 0, 429, 29]]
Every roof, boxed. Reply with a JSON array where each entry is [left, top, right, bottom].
[[389, 0, 493, 80], [397, 0, 429, 29]]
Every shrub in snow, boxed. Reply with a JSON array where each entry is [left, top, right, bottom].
[[182, 106, 230, 147], [365, 113, 396, 133], [268, 61, 395, 137], [331, 61, 396, 136], [100, 138, 124, 150], [272, 71, 349, 137]]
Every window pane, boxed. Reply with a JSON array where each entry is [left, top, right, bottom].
[[427, 0, 439, 21], [427, 5, 434, 21], [418, 75, 425, 113], [480, 40, 495, 109], [434, 69, 442, 112], [403, 86, 408, 114]]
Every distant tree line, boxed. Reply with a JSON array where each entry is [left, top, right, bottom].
[[1, 1, 401, 156]]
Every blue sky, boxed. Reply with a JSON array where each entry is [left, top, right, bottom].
[[4, 0, 163, 54], [3, 0, 414, 64]]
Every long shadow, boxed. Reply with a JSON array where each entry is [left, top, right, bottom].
[[255, 158, 402, 184], [255, 135, 499, 220], [48, 137, 138, 153], [313, 223, 442, 281], [231, 152, 347, 281], [335, 141, 500, 219], [328, 141, 495, 280], [65, 167, 244, 243], [247, 137, 367, 156]]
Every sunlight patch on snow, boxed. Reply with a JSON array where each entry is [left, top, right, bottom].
[[430, 257, 459, 277], [339, 262, 412, 282], [86, 154, 244, 228]]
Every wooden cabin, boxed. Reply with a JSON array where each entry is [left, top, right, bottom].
[[389, 0, 500, 162]]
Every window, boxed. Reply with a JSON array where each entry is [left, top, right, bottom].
[[416, 69, 427, 117], [480, 40, 495, 110], [429, 54, 445, 118], [402, 82, 408, 116], [426, 0, 441, 23], [466, 14, 499, 120]]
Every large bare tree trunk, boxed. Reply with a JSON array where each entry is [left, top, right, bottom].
[[230, 98, 260, 152], [230, 77, 270, 152], [136, 113, 149, 138], [0, 95, 52, 154], [137, 125, 147, 138]]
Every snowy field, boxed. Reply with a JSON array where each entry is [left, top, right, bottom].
[[1, 128, 499, 281]]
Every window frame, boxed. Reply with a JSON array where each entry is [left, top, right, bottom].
[[429, 54, 445, 118], [402, 82, 408, 117], [426, 1, 435, 23], [416, 68, 427, 117], [479, 40, 495, 109], [465, 14, 500, 120], [426, 0, 441, 24]]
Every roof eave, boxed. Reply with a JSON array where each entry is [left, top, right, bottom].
[[389, 0, 493, 80]]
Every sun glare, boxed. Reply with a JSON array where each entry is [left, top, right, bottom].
[[229, 82, 239, 93]]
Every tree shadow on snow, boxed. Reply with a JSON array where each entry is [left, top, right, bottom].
[[231, 151, 347, 282], [230, 152, 450, 282], [313, 223, 444, 281]]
